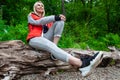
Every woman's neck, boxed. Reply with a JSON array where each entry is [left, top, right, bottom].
[[37, 13, 42, 17]]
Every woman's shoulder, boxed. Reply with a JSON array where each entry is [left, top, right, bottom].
[[28, 12, 35, 16], [28, 12, 41, 20]]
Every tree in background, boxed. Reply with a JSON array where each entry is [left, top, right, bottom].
[[0, 0, 120, 49]]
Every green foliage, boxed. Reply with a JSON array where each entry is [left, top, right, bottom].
[[100, 33, 120, 48], [42, 0, 61, 15], [79, 42, 88, 49], [58, 32, 75, 48], [0, 19, 5, 26], [59, 21, 120, 50], [2, 0, 34, 25], [86, 38, 108, 50], [0, 21, 28, 43], [0, 20, 8, 40], [0, 0, 120, 51]]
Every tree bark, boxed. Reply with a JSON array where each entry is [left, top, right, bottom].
[[80, 0, 85, 6], [61, 0, 66, 15], [0, 40, 120, 80]]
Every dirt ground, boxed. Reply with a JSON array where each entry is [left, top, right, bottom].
[[19, 66, 120, 80]]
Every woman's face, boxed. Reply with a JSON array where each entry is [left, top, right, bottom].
[[35, 3, 44, 13]]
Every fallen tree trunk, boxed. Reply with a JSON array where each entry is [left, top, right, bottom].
[[0, 40, 120, 80]]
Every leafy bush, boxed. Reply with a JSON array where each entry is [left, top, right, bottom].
[[0, 21, 28, 43], [86, 38, 108, 50], [100, 33, 120, 48], [58, 33, 76, 48], [59, 21, 120, 51], [0, 20, 8, 40]]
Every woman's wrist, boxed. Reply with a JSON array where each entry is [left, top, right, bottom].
[[55, 15, 61, 21]]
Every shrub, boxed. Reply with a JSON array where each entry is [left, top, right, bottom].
[[0, 21, 28, 43]]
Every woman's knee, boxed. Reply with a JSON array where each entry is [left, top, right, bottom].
[[55, 21, 64, 26]]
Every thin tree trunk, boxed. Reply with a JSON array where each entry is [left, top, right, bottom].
[[105, 0, 111, 32], [61, 0, 66, 15], [0, 6, 3, 19], [80, 0, 85, 6], [90, 0, 93, 9]]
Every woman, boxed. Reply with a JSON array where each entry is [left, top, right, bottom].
[[26, 1, 103, 77]]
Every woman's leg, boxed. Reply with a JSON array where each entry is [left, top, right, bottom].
[[43, 21, 64, 45], [30, 21, 103, 76], [29, 37, 82, 67], [29, 37, 103, 77]]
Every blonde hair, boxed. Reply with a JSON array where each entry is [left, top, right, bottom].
[[33, 1, 45, 17]]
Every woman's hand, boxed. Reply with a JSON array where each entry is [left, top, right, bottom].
[[59, 14, 66, 21], [55, 14, 66, 21]]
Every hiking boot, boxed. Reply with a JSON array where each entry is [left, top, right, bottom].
[[79, 51, 103, 77]]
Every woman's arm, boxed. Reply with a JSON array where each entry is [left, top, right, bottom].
[[28, 14, 66, 25], [28, 15, 55, 25]]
